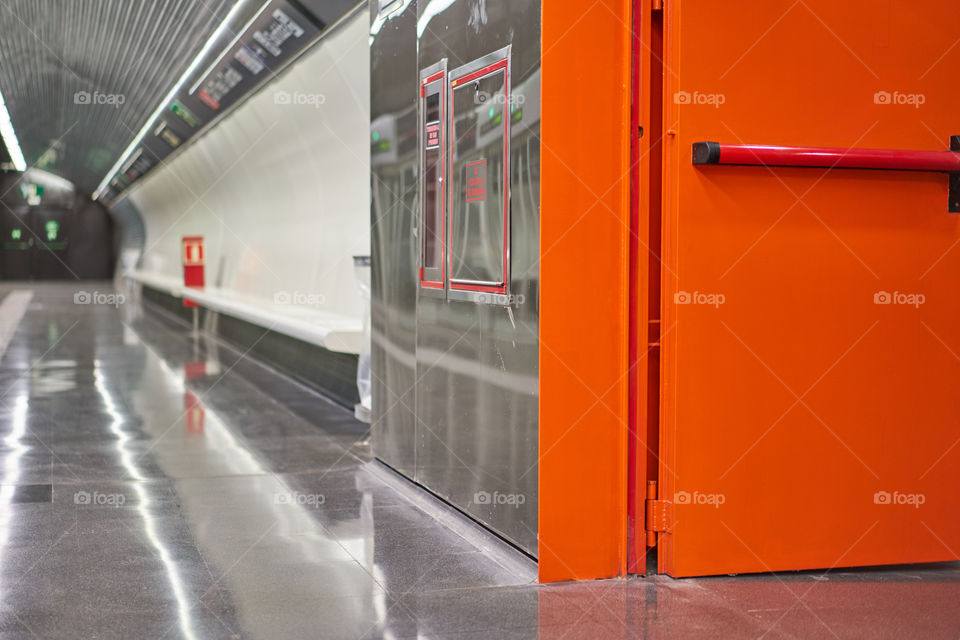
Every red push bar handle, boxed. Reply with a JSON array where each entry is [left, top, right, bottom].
[[693, 138, 960, 212], [692, 141, 960, 173]]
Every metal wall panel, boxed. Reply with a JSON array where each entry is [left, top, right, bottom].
[[415, 0, 540, 557], [370, 0, 419, 477], [371, 0, 541, 556]]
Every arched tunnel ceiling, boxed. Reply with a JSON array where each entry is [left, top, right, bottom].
[[0, 0, 258, 195]]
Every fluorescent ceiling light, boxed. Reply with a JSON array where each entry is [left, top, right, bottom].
[[370, 0, 412, 40], [94, 0, 252, 200], [0, 89, 27, 171], [417, 0, 455, 38]]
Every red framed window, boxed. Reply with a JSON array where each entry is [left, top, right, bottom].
[[419, 64, 447, 289], [448, 49, 511, 295]]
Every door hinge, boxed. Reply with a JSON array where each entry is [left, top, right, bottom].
[[644, 481, 672, 546]]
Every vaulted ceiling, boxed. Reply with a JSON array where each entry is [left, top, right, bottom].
[[0, 0, 259, 195]]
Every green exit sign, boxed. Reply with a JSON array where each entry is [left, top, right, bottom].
[[10, 228, 21, 240]]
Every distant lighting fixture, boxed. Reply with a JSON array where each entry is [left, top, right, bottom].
[[0, 88, 27, 171], [93, 0, 252, 200], [370, 0, 412, 42], [417, 0, 455, 38]]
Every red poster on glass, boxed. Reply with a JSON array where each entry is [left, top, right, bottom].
[[466, 160, 487, 202]]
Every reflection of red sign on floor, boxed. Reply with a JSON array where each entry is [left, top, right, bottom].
[[426, 122, 441, 148], [184, 361, 206, 434], [184, 391, 206, 434], [466, 160, 487, 202]]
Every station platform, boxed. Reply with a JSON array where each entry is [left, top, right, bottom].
[[0, 283, 956, 640]]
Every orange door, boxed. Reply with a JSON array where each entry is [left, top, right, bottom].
[[657, 0, 960, 577]]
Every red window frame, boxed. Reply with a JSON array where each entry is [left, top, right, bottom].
[[448, 57, 510, 295], [419, 69, 447, 289]]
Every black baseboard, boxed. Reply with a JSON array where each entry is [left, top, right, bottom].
[[141, 285, 360, 409]]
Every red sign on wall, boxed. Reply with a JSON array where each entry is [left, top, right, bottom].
[[181, 236, 205, 308], [466, 160, 487, 202]]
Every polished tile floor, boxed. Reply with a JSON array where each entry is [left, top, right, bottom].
[[0, 283, 957, 640]]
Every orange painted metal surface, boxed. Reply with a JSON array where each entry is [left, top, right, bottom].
[[657, 0, 960, 576], [539, 0, 633, 582]]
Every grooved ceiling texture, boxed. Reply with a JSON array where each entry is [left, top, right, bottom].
[[0, 0, 253, 195]]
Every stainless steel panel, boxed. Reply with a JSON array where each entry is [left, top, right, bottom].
[[371, 0, 540, 556], [415, 0, 540, 555], [370, 0, 419, 477], [419, 60, 447, 286]]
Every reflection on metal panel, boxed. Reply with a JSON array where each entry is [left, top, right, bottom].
[[414, 0, 540, 557], [370, 0, 419, 478], [371, 0, 540, 556]]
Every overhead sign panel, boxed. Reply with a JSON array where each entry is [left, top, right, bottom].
[[100, 0, 337, 202]]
